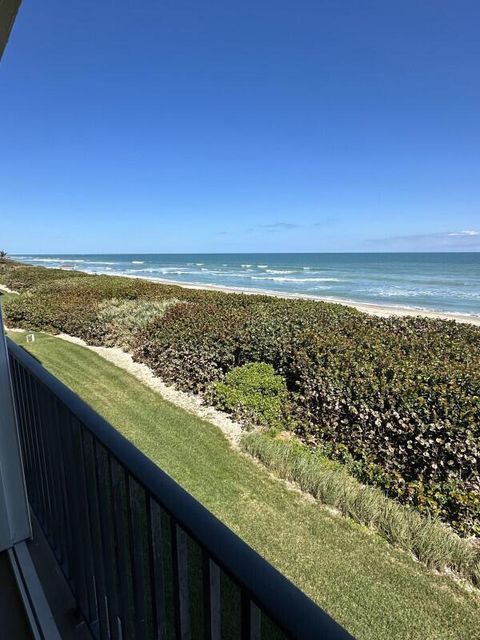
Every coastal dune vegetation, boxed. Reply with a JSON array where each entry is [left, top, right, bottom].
[[1, 260, 479, 583]]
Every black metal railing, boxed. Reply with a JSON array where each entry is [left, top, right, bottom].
[[7, 338, 353, 640]]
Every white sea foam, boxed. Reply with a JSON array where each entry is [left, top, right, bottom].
[[252, 276, 342, 283], [13, 254, 480, 317], [211, 272, 250, 278], [126, 267, 191, 275], [372, 288, 434, 298], [28, 258, 116, 265], [371, 287, 480, 300], [265, 269, 296, 274], [29, 258, 86, 263]]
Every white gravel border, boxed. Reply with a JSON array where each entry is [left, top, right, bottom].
[[57, 333, 244, 446], [0, 283, 17, 294]]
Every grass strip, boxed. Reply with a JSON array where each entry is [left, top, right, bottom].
[[241, 432, 479, 584]]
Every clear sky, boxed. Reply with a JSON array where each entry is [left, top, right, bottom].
[[1, 0, 479, 253]]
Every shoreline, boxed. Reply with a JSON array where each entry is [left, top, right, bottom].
[[86, 269, 480, 326], [5, 261, 480, 326]]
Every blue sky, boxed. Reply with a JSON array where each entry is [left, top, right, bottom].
[[1, 0, 479, 253]]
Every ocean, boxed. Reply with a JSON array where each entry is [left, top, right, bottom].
[[13, 253, 480, 317]]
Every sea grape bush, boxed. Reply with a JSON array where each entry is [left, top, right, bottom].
[[0, 264, 85, 291], [265, 316, 479, 533], [135, 301, 251, 392], [1, 261, 479, 535], [1, 266, 223, 340]]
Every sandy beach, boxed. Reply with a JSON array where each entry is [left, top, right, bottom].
[[95, 271, 480, 327], [2, 267, 479, 326]]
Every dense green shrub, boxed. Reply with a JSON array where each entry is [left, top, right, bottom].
[[3, 261, 480, 535], [0, 262, 85, 291], [132, 298, 479, 529], [3, 266, 206, 340], [209, 363, 288, 428], [133, 298, 359, 390], [132, 304, 480, 535], [284, 319, 480, 534], [133, 301, 251, 392]]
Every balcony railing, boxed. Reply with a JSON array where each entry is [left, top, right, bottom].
[[7, 337, 353, 640]]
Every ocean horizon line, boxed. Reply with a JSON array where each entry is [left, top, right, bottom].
[[10, 251, 480, 256]]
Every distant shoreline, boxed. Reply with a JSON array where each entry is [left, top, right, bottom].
[[12, 253, 480, 324], [6, 257, 480, 326], [78, 268, 480, 326]]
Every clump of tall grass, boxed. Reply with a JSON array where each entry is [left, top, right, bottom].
[[242, 432, 479, 584], [97, 298, 180, 348]]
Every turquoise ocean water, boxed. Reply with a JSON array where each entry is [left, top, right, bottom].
[[13, 253, 480, 316]]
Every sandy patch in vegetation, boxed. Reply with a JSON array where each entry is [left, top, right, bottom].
[[0, 283, 17, 294], [57, 333, 244, 446]]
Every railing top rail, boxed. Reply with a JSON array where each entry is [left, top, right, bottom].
[[7, 337, 353, 640]]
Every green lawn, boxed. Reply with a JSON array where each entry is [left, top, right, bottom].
[[8, 331, 480, 640], [0, 291, 18, 304]]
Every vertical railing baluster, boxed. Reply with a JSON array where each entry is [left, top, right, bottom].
[[176, 526, 190, 640], [51, 400, 75, 580], [21, 367, 43, 516], [22, 367, 39, 510], [35, 387, 59, 551], [170, 518, 182, 638], [41, 389, 61, 556], [250, 603, 262, 640], [11, 360, 33, 498], [47, 396, 70, 569], [127, 476, 150, 640], [241, 592, 251, 640], [207, 559, 221, 640], [63, 413, 90, 617], [82, 431, 110, 640], [147, 498, 167, 640], [71, 416, 98, 625], [202, 551, 211, 640], [30, 375, 52, 532], [95, 442, 121, 640], [110, 458, 135, 640], [58, 410, 82, 600], [46, 392, 66, 561]]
